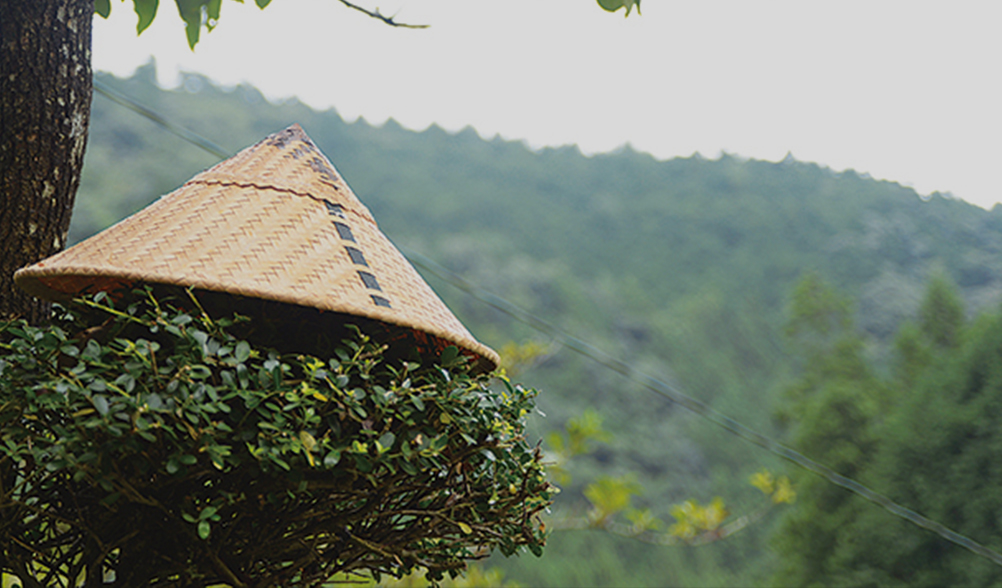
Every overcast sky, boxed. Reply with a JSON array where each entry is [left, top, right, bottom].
[[92, 1, 1001, 209]]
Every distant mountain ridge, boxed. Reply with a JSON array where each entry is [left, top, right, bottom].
[[78, 66, 1002, 335]]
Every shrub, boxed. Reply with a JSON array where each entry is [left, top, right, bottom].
[[0, 289, 551, 587]]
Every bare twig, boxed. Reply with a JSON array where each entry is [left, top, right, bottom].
[[207, 549, 247, 588], [337, 0, 430, 28]]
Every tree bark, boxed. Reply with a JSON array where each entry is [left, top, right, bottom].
[[0, 0, 93, 322]]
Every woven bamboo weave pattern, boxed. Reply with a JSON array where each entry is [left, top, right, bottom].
[[15, 124, 499, 371]]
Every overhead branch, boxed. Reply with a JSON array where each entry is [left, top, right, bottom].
[[337, 0, 430, 28]]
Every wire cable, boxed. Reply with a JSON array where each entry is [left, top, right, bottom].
[[93, 78, 232, 160], [404, 248, 1002, 568], [91, 80, 1002, 568]]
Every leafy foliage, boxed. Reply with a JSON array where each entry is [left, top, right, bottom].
[[544, 409, 611, 487], [367, 563, 521, 588], [748, 470, 795, 506], [0, 290, 551, 587], [94, 0, 273, 49], [667, 497, 727, 541], [542, 412, 792, 550], [95, 0, 624, 51], [584, 475, 644, 527]]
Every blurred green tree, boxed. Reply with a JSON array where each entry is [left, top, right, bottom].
[[772, 274, 890, 586], [895, 271, 965, 388], [822, 278, 1002, 586], [918, 270, 966, 350]]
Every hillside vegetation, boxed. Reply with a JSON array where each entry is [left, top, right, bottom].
[[71, 65, 1002, 586]]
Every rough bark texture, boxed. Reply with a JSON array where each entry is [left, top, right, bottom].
[[0, 0, 93, 323]]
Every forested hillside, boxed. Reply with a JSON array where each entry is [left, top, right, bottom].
[[72, 65, 1002, 586]]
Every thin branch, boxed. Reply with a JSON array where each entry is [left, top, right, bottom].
[[547, 505, 772, 547], [337, 0, 430, 29], [207, 549, 247, 588]]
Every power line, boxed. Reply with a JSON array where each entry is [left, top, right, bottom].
[[404, 249, 1002, 568], [93, 78, 232, 160], [90, 79, 1002, 568]]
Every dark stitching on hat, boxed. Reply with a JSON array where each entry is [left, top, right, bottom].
[[356, 272, 378, 290], [345, 246, 368, 267], [324, 200, 345, 218], [309, 156, 339, 184], [333, 222, 355, 242], [265, 127, 297, 149], [371, 295, 392, 308], [190, 179, 345, 199]]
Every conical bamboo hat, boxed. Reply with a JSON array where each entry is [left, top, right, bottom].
[[15, 124, 499, 371]]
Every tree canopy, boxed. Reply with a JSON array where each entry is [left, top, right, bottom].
[[770, 274, 1002, 586]]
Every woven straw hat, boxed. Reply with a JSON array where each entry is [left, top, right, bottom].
[[15, 124, 499, 371]]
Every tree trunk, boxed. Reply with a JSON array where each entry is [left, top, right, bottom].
[[0, 0, 92, 323]]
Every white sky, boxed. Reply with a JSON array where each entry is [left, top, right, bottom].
[[92, 1, 1002, 209]]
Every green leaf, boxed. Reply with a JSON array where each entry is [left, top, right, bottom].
[[597, 0, 640, 16], [114, 373, 136, 393], [255, 0, 271, 7], [134, 0, 159, 34], [234, 340, 251, 363], [207, 0, 221, 21], [95, 0, 111, 19], [92, 394, 109, 416], [354, 454, 373, 472], [299, 430, 317, 451], [82, 339, 102, 360], [400, 459, 417, 475], [146, 393, 164, 410], [376, 432, 395, 453], [236, 363, 250, 389], [323, 450, 342, 468], [175, 0, 203, 49], [171, 312, 193, 325], [198, 520, 211, 539], [440, 346, 459, 367]]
